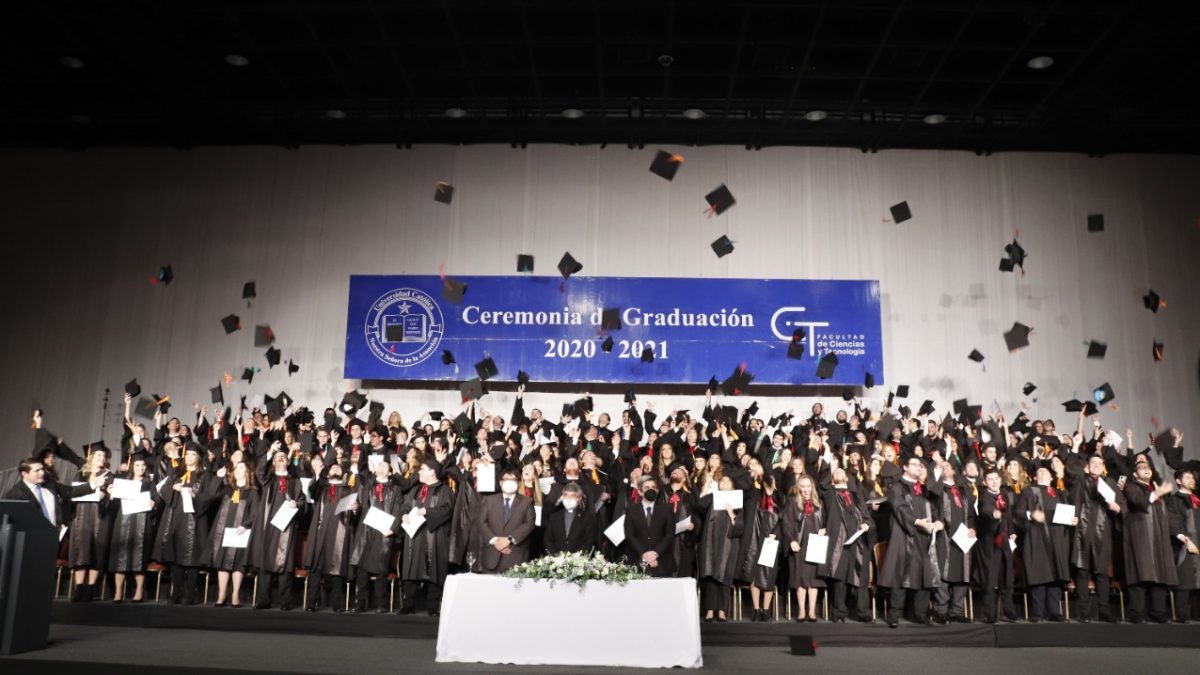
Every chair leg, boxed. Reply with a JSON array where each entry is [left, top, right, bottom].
[[1119, 589, 1125, 620], [154, 570, 161, 602], [1023, 593, 1029, 620], [203, 572, 210, 605], [55, 568, 63, 599], [346, 581, 352, 611], [1064, 590, 1070, 620], [1170, 591, 1177, 621], [301, 577, 308, 610]]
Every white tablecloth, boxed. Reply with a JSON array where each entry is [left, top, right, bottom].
[[436, 574, 703, 668]]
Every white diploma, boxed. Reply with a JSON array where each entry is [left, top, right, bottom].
[[1096, 479, 1117, 504], [712, 489, 743, 511], [476, 464, 496, 493], [1009, 538, 1018, 552], [111, 478, 144, 500], [757, 537, 780, 567], [71, 482, 101, 503], [366, 506, 398, 535], [1052, 503, 1076, 526], [156, 477, 169, 493], [952, 522, 977, 553], [534, 505, 543, 527], [270, 502, 299, 531], [181, 489, 195, 514], [367, 453, 385, 471], [539, 477, 555, 495], [843, 527, 866, 547], [805, 533, 829, 564], [221, 527, 250, 548], [675, 516, 692, 535], [120, 495, 154, 515], [335, 493, 358, 514], [604, 515, 627, 546], [400, 508, 424, 538], [300, 477, 315, 504]]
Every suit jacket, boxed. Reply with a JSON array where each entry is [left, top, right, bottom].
[[544, 502, 597, 555], [5, 479, 92, 528], [478, 492, 536, 573], [623, 499, 675, 577]]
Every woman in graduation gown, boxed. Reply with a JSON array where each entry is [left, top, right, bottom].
[[695, 475, 744, 622], [822, 467, 873, 623], [349, 460, 406, 612], [252, 444, 309, 610], [207, 459, 258, 607], [107, 453, 159, 603], [740, 474, 783, 622], [398, 458, 455, 616], [303, 456, 356, 612], [68, 446, 116, 602], [153, 443, 217, 605], [447, 454, 483, 572], [518, 462, 546, 557], [664, 463, 698, 578], [1015, 467, 1071, 621], [781, 475, 826, 622], [1122, 459, 1178, 623], [1168, 469, 1200, 622]]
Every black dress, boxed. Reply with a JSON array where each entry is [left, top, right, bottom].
[[740, 494, 783, 590], [695, 494, 744, 586], [780, 499, 826, 588], [399, 481, 454, 586], [67, 475, 115, 569], [152, 469, 217, 567], [207, 484, 258, 571], [108, 478, 159, 573]]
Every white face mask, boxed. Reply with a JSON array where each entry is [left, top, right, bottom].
[[562, 499, 578, 511], [501, 480, 518, 495]]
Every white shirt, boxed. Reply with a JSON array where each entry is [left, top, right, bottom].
[[26, 480, 56, 525]]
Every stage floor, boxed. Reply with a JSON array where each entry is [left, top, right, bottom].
[[48, 600, 1200, 649]]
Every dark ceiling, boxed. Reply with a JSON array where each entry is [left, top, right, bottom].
[[3, 0, 1199, 154]]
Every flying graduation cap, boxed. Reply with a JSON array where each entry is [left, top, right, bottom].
[[704, 184, 736, 216], [210, 383, 224, 406], [889, 201, 912, 224], [150, 264, 174, 286], [601, 308, 622, 331], [442, 349, 459, 373], [434, 181, 454, 204], [474, 356, 498, 381], [241, 367, 257, 384], [601, 336, 614, 353], [254, 325, 275, 347], [787, 328, 806, 360], [1000, 238, 1026, 273], [1023, 382, 1037, 396], [1087, 341, 1107, 359], [1092, 382, 1115, 405], [816, 352, 838, 379], [557, 252, 583, 279], [1143, 289, 1165, 313], [968, 349, 985, 364], [640, 345, 655, 363], [441, 277, 467, 305], [517, 254, 534, 273], [221, 314, 241, 335], [1087, 213, 1104, 232], [649, 150, 684, 181], [721, 363, 754, 396], [124, 378, 141, 397], [265, 346, 281, 368], [242, 281, 256, 305], [710, 235, 735, 258], [1004, 322, 1032, 352], [287, 359, 300, 376]]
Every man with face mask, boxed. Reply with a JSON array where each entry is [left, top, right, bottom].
[[623, 475, 674, 577], [544, 482, 596, 555], [477, 468, 535, 574]]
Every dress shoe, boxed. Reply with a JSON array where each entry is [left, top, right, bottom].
[[1174, 618, 1190, 624], [1077, 617, 1091, 624], [253, 603, 271, 610], [1049, 615, 1066, 623], [280, 603, 294, 611], [750, 610, 760, 622], [887, 618, 899, 629], [376, 607, 389, 614], [332, 607, 344, 614], [428, 609, 440, 617], [214, 599, 228, 608], [350, 606, 365, 614], [306, 606, 319, 613], [760, 612, 774, 623], [398, 607, 415, 615], [950, 615, 971, 623], [704, 616, 713, 623], [931, 613, 948, 625]]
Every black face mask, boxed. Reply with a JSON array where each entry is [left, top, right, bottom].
[[643, 489, 659, 503]]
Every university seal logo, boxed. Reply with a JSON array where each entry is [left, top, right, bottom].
[[364, 288, 444, 367]]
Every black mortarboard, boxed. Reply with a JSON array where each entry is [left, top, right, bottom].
[[474, 357, 498, 381], [557, 252, 583, 278], [574, 397, 593, 414], [517, 254, 534, 273], [1093, 382, 1115, 405], [152, 394, 171, 414], [941, 412, 956, 432], [961, 405, 983, 424], [561, 402, 577, 418], [841, 389, 854, 402], [649, 150, 684, 181], [968, 349, 985, 363], [816, 352, 838, 379], [624, 389, 636, 404], [640, 345, 654, 363], [124, 378, 141, 397], [517, 370, 530, 386], [278, 391, 293, 409], [999, 258, 1015, 273], [953, 398, 967, 415], [1082, 401, 1099, 416], [1063, 399, 1083, 413], [704, 184, 736, 216], [896, 385, 910, 399], [864, 372, 875, 389], [340, 390, 367, 414], [1153, 340, 1164, 363], [787, 339, 805, 360], [265, 346, 281, 368], [442, 277, 467, 305], [1087, 341, 1107, 359], [254, 325, 275, 347], [710, 235, 734, 258], [1004, 239, 1026, 270], [221, 314, 241, 334], [265, 395, 283, 419], [899, 405, 912, 419], [428, 411, 444, 421], [886, 391, 895, 409], [434, 181, 454, 204], [746, 401, 759, 417], [153, 265, 174, 286], [1023, 382, 1037, 396], [1143, 289, 1163, 313], [918, 400, 935, 417], [1004, 322, 1031, 352], [788, 635, 817, 656], [708, 376, 719, 392], [442, 350, 456, 366], [1087, 213, 1104, 232], [889, 201, 912, 224], [210, 384, 223, 405], [453, 411, 473, 436], [601, 336, 614, 353], [242, 281, 256, 300], [601, 308, 622, 331], [368, 401, 385, 422], [84, 441, 112, 456], [459, 378, 484, 403], [721, 364, 753, 396], [287, 359, 299, 376], [241, 367, 255, 384]]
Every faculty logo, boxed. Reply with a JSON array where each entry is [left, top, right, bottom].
[[364, 288, 444, 367], [770, 306, 829, 359]]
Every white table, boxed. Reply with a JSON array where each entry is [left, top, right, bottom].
[[436, 574, 703, 669]]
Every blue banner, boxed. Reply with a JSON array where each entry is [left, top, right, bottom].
[[344, 275, 884, 386]]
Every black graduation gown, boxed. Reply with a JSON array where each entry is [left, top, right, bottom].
[[973, 488, 1016, 590], [739, 496, 783, 589], [1070, 473, 1123, 572], [694, 494, 744, 586], [207, 484, 258, 570], [304, 478, 357, 577], [780, 499, 826, 588], [1122, 481, 1178, 586], [153, 470, 217, 566], [1015, 485, 1070, 585], [877, 479, 940, 590], [400, 481, 454, 585], [252, 466, 308, 574], [349, 476, 406, 575], [108, 478, 159, 573], [447, 478, 482, 569], [1168, 492, 1200, 590], [665, 487, 697, 578], [929, 480, 975, 584], [822, 487, 872, 586], [67, 476, 115, 568]]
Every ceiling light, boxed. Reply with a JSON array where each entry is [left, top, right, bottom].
[[445, 107, 467, 119], [59, 56, 84, 69], [325, 109, 346, 119], [1026, 55, 1054, 70], [224, 54, 250, 67], [561, 108, 584, 119], [682, 108, 705, 120], [804, 110, 827, 122], [923, 113, 946, 125]]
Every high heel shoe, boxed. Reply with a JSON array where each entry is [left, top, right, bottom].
[[215, 599, 229, 608]]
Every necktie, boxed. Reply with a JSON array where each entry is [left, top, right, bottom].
[[913, 482, 923, 496], [645, 506, 653, 519], [504, 498, 511, 521], [33, 484, 51, 523], [950, 486, 962, 509], [839, 490, 851, 507]]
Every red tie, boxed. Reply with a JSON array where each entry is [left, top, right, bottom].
[[328, 485, 337, 501], [373, 484, 384, 502], [763, 493, 776, 511], [669, 492, 681, 514], [913, 483, 923, 496], [839, 490, 852, 507], [1191, 494, 1200, 510], [419, 484, 430, 501], [1047, 486, 1057, 499], [278, 476, 288, 495], [950, 486, 962, 509], [804, 500, 814, 517], [630, 488, 640, 504], [996, 494, 1006, 510]]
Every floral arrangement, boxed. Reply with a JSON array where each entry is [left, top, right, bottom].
[[502, 551, 649, 588]]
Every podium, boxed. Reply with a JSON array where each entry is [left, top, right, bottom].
[[0, 501, 55, 655]]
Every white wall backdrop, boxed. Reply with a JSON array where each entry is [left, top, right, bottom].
[[1, 144, 1198, 471]]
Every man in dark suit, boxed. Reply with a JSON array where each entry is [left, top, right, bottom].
[[544, 482, 597, 554], [5, 457, 92, 529], [478, 468, 536, 573], [623, 475, 674, 577]]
